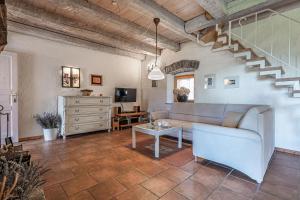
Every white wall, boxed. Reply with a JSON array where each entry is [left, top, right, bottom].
[[142, 42, 300, 152], [5, 32, 142, 138]]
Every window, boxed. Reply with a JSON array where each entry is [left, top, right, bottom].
[[175, 74, 194, 101]]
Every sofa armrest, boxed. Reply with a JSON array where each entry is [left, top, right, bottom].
[[258, 109, 275, 170], [150, 110, 169, 120], [193, 123, 261, 141]]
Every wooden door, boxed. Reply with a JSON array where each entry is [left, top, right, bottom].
[[0, 51, 18, 144]]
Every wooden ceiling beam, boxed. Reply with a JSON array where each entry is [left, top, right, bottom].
[[0, 0, 7, 52], [6, 0, 159, 56], [122, 0, 197, 42], [194, 0, 225, 19], [7, 21, 145, 60], [185, 0, 300, 33], [36, 0, 180, 52]]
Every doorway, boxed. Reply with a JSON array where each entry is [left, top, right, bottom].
[[0, 51, 18, 144]]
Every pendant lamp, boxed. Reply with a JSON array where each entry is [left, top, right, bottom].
[[148, 18, 165, 80]]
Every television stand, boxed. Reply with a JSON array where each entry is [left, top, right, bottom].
[[112, 112, 148, 131]]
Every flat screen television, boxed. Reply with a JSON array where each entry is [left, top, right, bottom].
[[115, 88, 137, 102]]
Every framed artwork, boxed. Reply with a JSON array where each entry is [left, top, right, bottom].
[[224, 76, 239, 89], [152, 80, 158, 87], [204, 74, 216, 89], [62, 66, 80, 88], [91, 74, 103, 86]]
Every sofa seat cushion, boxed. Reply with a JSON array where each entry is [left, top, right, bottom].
[[156, 119, 194, 133], [193, 123, 261, 141]]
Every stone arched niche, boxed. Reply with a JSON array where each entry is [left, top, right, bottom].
[[162, 60, 199, 75], [163, 60, 199, 103]]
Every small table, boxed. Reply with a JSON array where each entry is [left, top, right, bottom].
[[132, 123, 182, 158]]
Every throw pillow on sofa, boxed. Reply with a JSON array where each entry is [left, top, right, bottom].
[[222, 112, 244, 128]]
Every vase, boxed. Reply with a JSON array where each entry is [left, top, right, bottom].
[[177, 95, 188, 102], [43, 128, 58, 141]]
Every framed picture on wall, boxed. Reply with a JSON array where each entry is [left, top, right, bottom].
[[152, 80, 158, 87], [224, 76, 239, 89], [91, 74, 103, 86], [204, 74, 216, 89], [62, 66, 80, 88]]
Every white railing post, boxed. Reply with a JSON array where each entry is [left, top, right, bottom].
[[255, 13, 258, 46], [288, 19, 291, 68], [229, 21, 232, 47], [270, 14, 274, 57]]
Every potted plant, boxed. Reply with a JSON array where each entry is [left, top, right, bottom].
[[173, 87, 190, 102], [35, 112, 61, 141]]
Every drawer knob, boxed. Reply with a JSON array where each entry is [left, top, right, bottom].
[[75, 118, 79, 121], [75, 100, 80, 104], [75, 109, 79, 113], [75, 126, 79, 130]]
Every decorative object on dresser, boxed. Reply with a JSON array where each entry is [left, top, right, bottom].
[[62, 66, 80, 88], [173, 87, 190, 102], [80, 89, 93, 96], [58, 96, 112, 139], [34, 112, 61, 141], [91, 74, 103, 85]]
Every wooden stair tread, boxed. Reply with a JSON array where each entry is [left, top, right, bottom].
[[212, 41, 228, 49], [218, 33, 228, 38], [260, 66, 285, 73], [276, 77, 300, 82], [293, 90, 300, 94]]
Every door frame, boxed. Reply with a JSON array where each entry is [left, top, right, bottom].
[[0, 51, 18, 142]]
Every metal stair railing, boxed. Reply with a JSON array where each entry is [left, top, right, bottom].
[[227, 8, 300, 77]]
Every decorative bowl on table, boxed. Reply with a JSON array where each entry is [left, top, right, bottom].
[[80, 89, 93, 96]]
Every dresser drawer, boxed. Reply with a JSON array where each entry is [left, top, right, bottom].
[[67, 113, 109, 124], [67, 122, 108, 135], [66, 106, 109, 115], [66, 97, 111, 106]]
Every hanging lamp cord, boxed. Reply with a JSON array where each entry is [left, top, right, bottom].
[[155, 20, 158, 67]]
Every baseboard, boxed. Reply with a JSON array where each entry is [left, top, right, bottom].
[[19, 135, 43, 142], [276, 147, 300, 156]]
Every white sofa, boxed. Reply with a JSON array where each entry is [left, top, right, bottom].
[[151, 103, 275, 183]]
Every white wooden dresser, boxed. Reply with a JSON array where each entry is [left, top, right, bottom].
[[58, 96, 112, 138]]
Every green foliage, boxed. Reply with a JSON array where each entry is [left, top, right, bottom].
[[34, 112, 61, 129]]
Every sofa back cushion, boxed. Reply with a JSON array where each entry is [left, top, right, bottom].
[[224, 104, 256, 116], [238, 106, 271, 132], [169, 103, 225, 125]]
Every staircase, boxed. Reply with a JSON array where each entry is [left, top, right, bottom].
[[209, 9, 300, 98]]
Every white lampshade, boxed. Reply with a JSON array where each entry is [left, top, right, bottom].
[[148, 66, 165, 80]]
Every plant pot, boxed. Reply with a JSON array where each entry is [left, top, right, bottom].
[[43, 128, 58, 141], [177, 95, 188, 102]]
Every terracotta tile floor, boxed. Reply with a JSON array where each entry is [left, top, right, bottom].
[[20, 129, 300, 200]]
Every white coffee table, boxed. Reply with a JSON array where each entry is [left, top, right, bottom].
[[132, 123, 182, 158]]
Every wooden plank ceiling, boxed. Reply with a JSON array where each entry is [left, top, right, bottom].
[[5, 0, 299, 59], [6, 0, 207, 59]]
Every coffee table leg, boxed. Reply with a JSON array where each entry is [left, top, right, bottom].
[[132, 128, 136, 149], [178, 128, 182, 149], [155, 135, 159, 158]]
